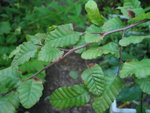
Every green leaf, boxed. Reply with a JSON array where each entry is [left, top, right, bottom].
[[6, 34, 17, 44], [49, 84, 90, 109], [0, 21, 11, 35], [85, 0, 105, 25], [119, 35, 150, 46], [129, 12, 150, 23], [6, 92, 20, 109], [0, 98, 16, 113], [38, 44, 64, 62], [69, 71, 79, 80], [92, 74, 123, 113], [17, 79, 43, 108], [120, 59, 150, 78], [73, 36, 86, 54], [0, 67, 20, 91], [81, 47, 102, 59], [81, 42, 119, 59], [118, 0, 144, 19], [45, 24, 80, 47], [12, 42, 39, 66], [86, 24, 101, 33], [81, 64, 105, 96], [47, 25, 58, 32], [102, 17, 124, 32], [123, 0, 141, 8], [117, 86, 141, 102], [136, 77, 150, 94], [84, 24, 103, 43], [0, 92, 19, 113], [85, 33, 103, 43], [20, 60, 48, 73], [9, 45, 22, 58], [0, 46, 15, 55], [26, 33, 47, 45], [136, 105, 147, 113]]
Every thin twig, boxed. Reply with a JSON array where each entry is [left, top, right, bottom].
[[140, 92, 144, 113], [26, 43, 91, 80], [92, 19, 150, 36], [117, 30, 125, 76], [0, 88, 16, 96]]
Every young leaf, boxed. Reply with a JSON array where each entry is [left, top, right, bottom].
[[136, 77, 150, 94], [92, 73, 123, 113], [38, 44, 64, 62], [45, 24, 80, 47], [120, 59, 150, 78], [17, 79, 43, 108], [81, 42, 119, 59], [85, 0, 105, 25], [49, 84, 90, 109], [102, 17, 124, 32], [12, 42, 39, 66], [119, 35, 150, 46], [81, 64, 105, 96]]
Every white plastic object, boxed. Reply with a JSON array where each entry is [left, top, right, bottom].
[[110, 100, 150, 113]]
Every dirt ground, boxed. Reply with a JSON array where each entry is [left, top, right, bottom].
[[18, 53, 150, 113], [29, 54, 95, 113]]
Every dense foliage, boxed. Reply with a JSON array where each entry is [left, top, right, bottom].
[[0, 0, 150, 113]]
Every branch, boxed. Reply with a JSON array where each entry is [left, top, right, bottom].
[[0, 88, 16, 96], [26, 19, 150, 80], [26, 43, 91, 80], [92, 19, 150, 36]]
